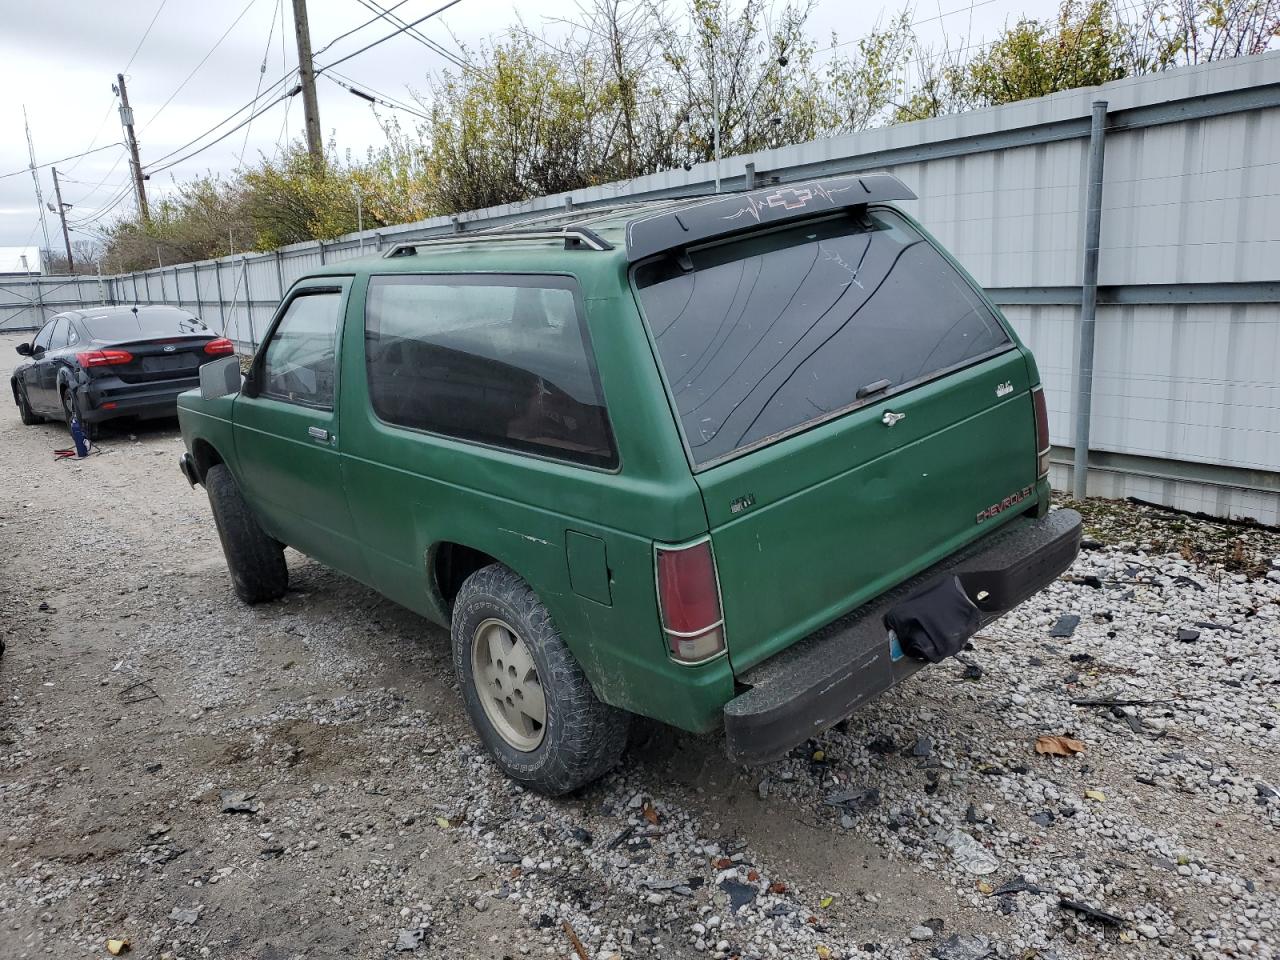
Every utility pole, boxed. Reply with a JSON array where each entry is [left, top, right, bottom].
[[290, 0, 324, 163], [50, 167, 74, 272], [23, 106, 54, 257], [116, 72, 150, 222]]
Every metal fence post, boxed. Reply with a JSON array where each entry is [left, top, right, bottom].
[[275, 249, 285, 299], [1073, 100, 1108, 500], [214, 259, 225, 334], [242, 257, 255, 349]]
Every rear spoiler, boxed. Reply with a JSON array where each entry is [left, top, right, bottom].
[[624, 173, 917, 263]]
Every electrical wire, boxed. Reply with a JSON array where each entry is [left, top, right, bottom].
[[322, 72, 430, 120], [349, 0, 474, 74], [238, 0, 286, 166], [142, 0, 262, 132], [0, 143, 125, 183], [316, 0, 467, 73], [145, 69, 299, 169], [124, 0, 170, 73], [326, 67, 427, 114], [314, 0, 415, 56], [147, 89, 298, 175]]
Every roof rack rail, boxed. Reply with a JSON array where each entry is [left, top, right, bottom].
[[383, 226, 614, 259]]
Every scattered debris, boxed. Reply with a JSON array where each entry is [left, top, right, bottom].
[[719, 878, 758, 911], [106, 938, 130, 955], [1176, 627, 1201, 642], [562, 920, 590, 960], [944, 830, 999, 875], [168, 906, 200, 926], [1059, 898, 1125, 926], [1049, 614, 1080, 637], [931, 932, 994, 960], [395, 929, 426, 952], [1034, 734, 1085, 756], [219, 791, 259, 815]]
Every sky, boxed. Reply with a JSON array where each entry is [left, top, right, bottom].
[[0, 0, 1056, 253]]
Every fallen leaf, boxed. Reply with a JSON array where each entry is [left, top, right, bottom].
[[747, 869, 760, 882], [1035, 735, 1085, 757], [819, 895, 834, 909], [1085, 789, 1106, 802], [768, 882, 787, 894], [107, 939, 130, 956], [977, 880, 995, 895], [816, 947, 832, 959], [434, 816, 451, 829], [642, 803, 659, 826], [713, 857, 733, 870], [812, 749, 826, 762]]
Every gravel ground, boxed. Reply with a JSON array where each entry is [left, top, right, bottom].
[[2, 332, 1278, 960]]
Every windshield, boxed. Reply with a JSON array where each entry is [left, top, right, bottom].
[[632, 207, 1011, 466]]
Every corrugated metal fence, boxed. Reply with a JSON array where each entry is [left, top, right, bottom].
[[4, 52, 1279, 523]]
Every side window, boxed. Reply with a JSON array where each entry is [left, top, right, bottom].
[[31, 320, 56, 351], [365, 275, 617, 468], [65, 322, 80, 347], [258, 289, 343, 408], [47, 318, 69, 351]]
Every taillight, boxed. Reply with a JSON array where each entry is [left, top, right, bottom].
[[655, 539, 726, 664], [204, 338, 235, 356], [1032, 386, 1050, 478], [76, 349, 133, 367]]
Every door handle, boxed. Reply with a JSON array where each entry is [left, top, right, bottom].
[[307, 426, 330, 442]]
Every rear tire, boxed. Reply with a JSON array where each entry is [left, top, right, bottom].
[[205, 464, 288, 604], [61, 387, 97, 442], [15, 384, 42, 425], [452, 564, 630, 796]]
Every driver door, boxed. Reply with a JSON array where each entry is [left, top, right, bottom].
[[233, 279, 366, 579]]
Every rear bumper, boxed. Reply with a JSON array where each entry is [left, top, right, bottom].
[[76, 375, 198, 422], [723, 508, 1082, 764]]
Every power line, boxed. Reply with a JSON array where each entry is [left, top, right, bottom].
[[145, 68, 299, 169], [147, 89, 299, 175], [349, 0, 475, 74], [316, 0, 467, 73], [814, 0, 1002, 56], [142, 0, 263, 132], [0, 143, 125, 183], [239, 0, 286, 166], [322, 72, 430, 120], [124, 0, 170, 73], [314, 0, 415, 56]]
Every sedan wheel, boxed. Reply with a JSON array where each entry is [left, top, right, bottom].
[[62, 389, 96, 442], [16, 385, 42, 425], [471, 617, 547, 752]]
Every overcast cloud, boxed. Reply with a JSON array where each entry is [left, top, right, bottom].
[[0, 0, 1048, 252]]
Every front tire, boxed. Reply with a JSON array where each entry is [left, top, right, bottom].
[[15, 384, 42, 425], [205, 464, 288, 604], [452, 564, 629, 795]]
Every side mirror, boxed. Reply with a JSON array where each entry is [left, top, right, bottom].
[[199, 354, 243, 400], [15, 342, 32, 356]]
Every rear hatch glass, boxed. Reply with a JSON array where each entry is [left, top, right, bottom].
[[633, 206, 1038, 672], [633, 207, 1011, 467]]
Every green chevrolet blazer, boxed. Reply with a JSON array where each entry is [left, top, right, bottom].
[[178, 174, 1081, 794]]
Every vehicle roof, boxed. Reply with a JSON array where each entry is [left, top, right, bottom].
[[55, 304, 199, 323], [304, 173, 916, 279]]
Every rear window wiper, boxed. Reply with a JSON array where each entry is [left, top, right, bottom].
[[855, 378, 892, 400]]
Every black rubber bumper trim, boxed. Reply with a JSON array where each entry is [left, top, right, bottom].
[[723, 508, 1082, 764], [179, 452, 200, 488]]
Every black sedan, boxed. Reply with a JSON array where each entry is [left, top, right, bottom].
[[10, 305, 234, 439]]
